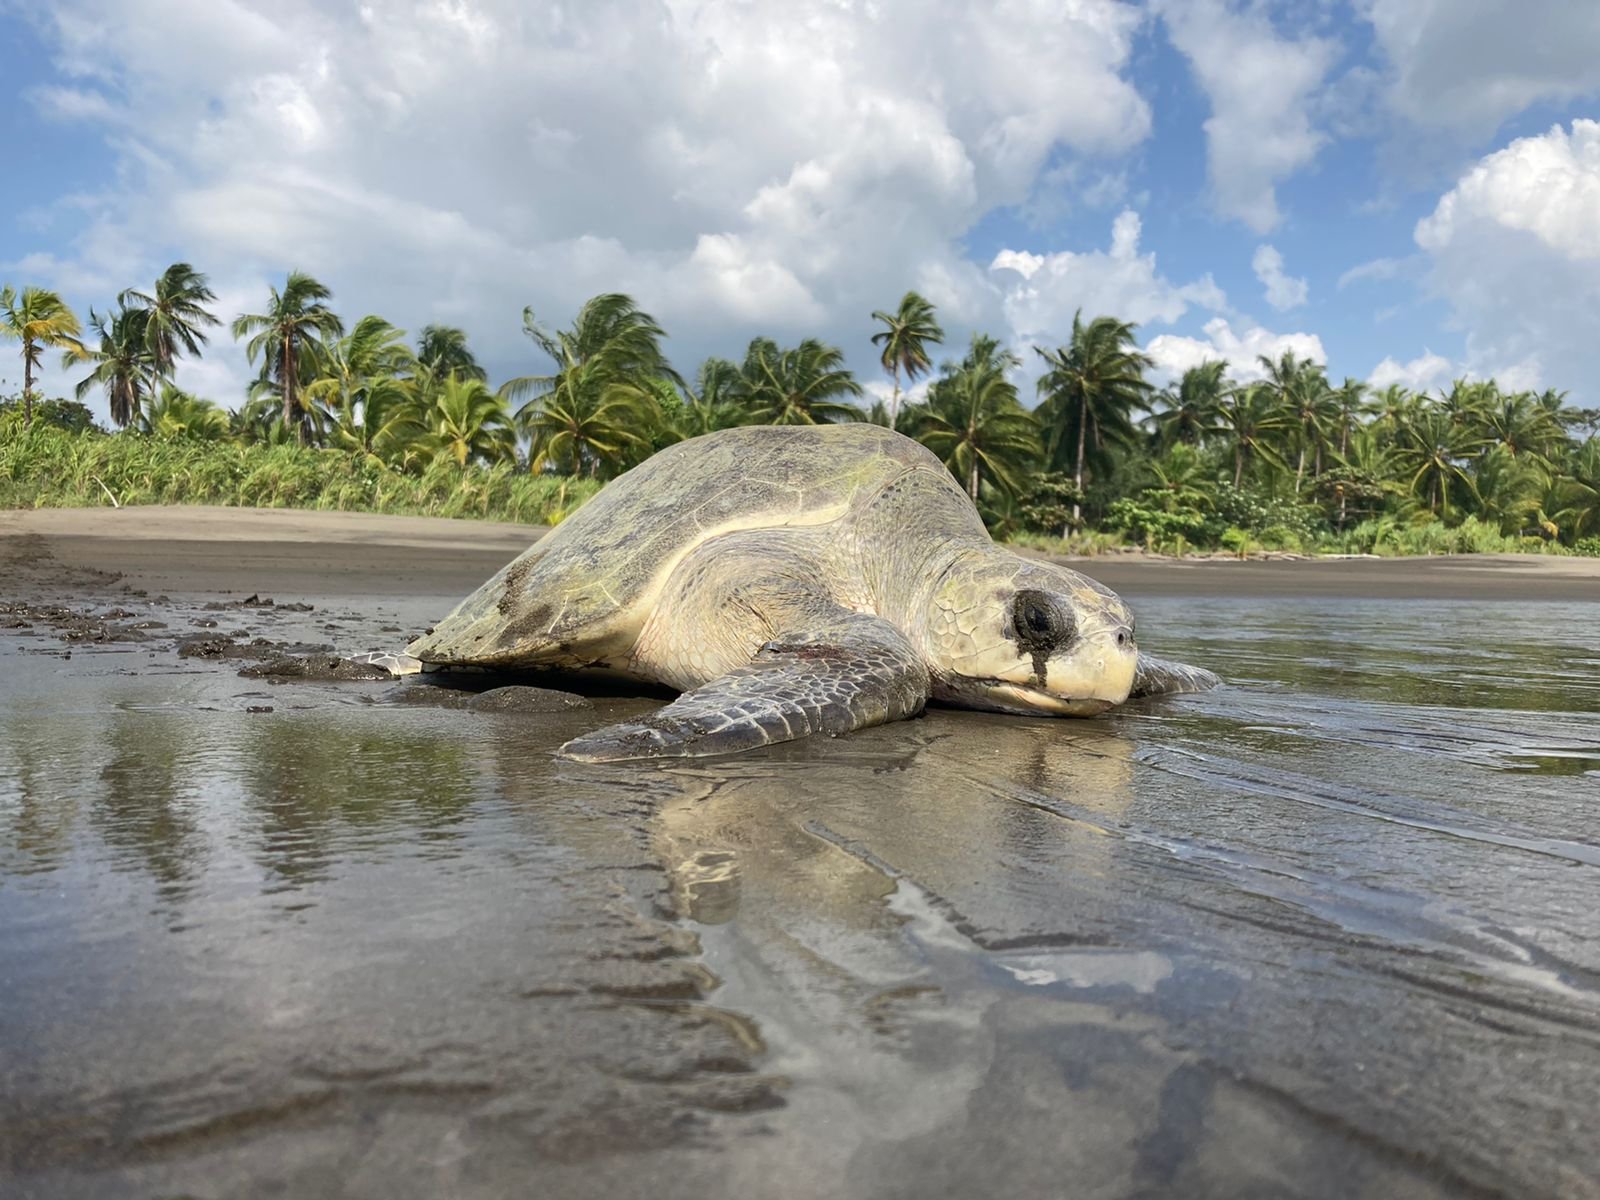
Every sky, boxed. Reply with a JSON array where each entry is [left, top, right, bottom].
[[3, 0, 1600, 425]]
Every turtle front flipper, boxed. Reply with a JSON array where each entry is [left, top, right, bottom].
[[560, 615, 929, 762], [1130, 654, 1221, 698]]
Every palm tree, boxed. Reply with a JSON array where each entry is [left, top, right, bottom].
[[138, 385, 230, 440], [417, 377, 515, 467], [1034, 312, 1153, 529], [1256, 349, 1333, 491], [417, 324, 486, 382], [0, 284, 88, 425], [1142, 444, 1216, 513], [676, 357, 748, 437], [1216, 383, 1290, 487], [1394, 410, 1487, 519], [521, 374, 658, 477], [1152, 360, 1227, 449], [1472, 445, 1548, 535], [1553, 438, 1600, 543], [75, 305, 156, 428], [1330, 377, 1370, 458], [870, 291, 943, 430], [231, 272, 344, 444], [503, 294, 682, 474], [305, 315, 417, 449], [911, 336, 1039, 500], [1475, 391, 1563, 463], [119, 263, 220, 379], [502, 293, 681, 409], [738, 337, 864, 424], [1323, 423, 1401, 531]]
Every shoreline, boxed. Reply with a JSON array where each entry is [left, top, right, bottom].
[[4, 504, 1598, 602]]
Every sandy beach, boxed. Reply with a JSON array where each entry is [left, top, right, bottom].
[[3, 503, 1598, 1199], [5, 504, 1598, 603]]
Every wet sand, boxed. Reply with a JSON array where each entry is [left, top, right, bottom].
[[3, 506, 1599, 1199]]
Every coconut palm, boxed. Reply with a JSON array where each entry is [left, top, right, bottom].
[[0, 284, 89, 425], [675, 357, 747, 437], [231, 272, 344, 445], [1152, 360, 1227, 450], [1322, 424, 1402, 530], [1142, 443, 1216, 513], [1553, 438, 1600, 543], [138, 385, 230, 440], [911, 336, 1039, 500], [1475, 391, 1563, 463], [521, 372, 658, 477], [75, 305, 157, 429], [737, 337, 864, 425], [1472, 445, 1548, 535], [870, 291, 944, 430], [417, 376, 515, 467], [1330, 377, 1370, 458], [1394, 410, 1488, 518], [417, 324, 486, 383], [1216, 383, 1290, 487], [119, 263, 220, 379], [1034, 312, 1153, 528], [305, 315, 417, 450], [502, 293, 681, 411], [1255, 349, 1334, 491]]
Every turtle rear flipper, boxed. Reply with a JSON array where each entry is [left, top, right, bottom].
[[1130, 654, 1221, 698], [559, 614, 929, 762]]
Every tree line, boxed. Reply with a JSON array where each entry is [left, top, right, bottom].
[[3, 267, 1598, 554]]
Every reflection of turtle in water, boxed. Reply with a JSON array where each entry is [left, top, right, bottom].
[[410, 425, 1217, 762]]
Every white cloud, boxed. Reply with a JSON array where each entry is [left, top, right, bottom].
[[1145, 317, 1326, 384], [1251, 244, 1307, 310], [1360, 0, 1600, 140], [13, 0, 1155, 420], [990, 210, 1227, 348], [1367, 351, 1454, 394], [1413, 120, 1600, 395], [1155, 0, 1338, 232], [1415, 120, 1600, 260], [1336, 256, 1412, 290]]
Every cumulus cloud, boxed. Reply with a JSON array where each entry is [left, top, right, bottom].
[[990, 210, 1226, 349], [1367, 351, 1455, 394], [12, 0, 1155, 416], [1145, 317, 1326, 384], [1360, 0, 1600, 140], [1155, 0, 1337, 232], [1412, 120, 1600, 394], [1251, 244, 1308, 310]]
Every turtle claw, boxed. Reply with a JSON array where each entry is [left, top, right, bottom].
[[345, 651, 424, 677], [1130, 654, 1221, 698]]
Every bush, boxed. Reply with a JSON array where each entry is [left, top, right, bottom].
[[0, 415, 599, 525]]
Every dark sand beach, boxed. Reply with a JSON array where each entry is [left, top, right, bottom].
[[3, 506, 1599, 1199]]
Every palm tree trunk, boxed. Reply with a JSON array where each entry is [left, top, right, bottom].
[[1072, 393, 1087, 530], [281, 334, 298, 444], [22, 338, 34, 426], [968, 456, 979, 501], [888, 364, 901, 431], [1295, 443, 1306, 493], [1234, 445, 1244, 488]]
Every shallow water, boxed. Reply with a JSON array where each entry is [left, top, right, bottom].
[[2, 585, 1599, 1199]]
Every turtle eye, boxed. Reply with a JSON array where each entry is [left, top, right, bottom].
[[1012, 590, 1072, 650]]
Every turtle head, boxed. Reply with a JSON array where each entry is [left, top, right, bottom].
[[922, 553, 1137, 716]]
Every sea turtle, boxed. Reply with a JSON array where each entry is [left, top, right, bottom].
[[408, 425, 1217, 762]]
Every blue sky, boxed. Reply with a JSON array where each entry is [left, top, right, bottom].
[[3, 0, 1600, 422]]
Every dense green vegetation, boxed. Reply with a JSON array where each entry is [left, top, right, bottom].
[[3, 265, 1599, 555]]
